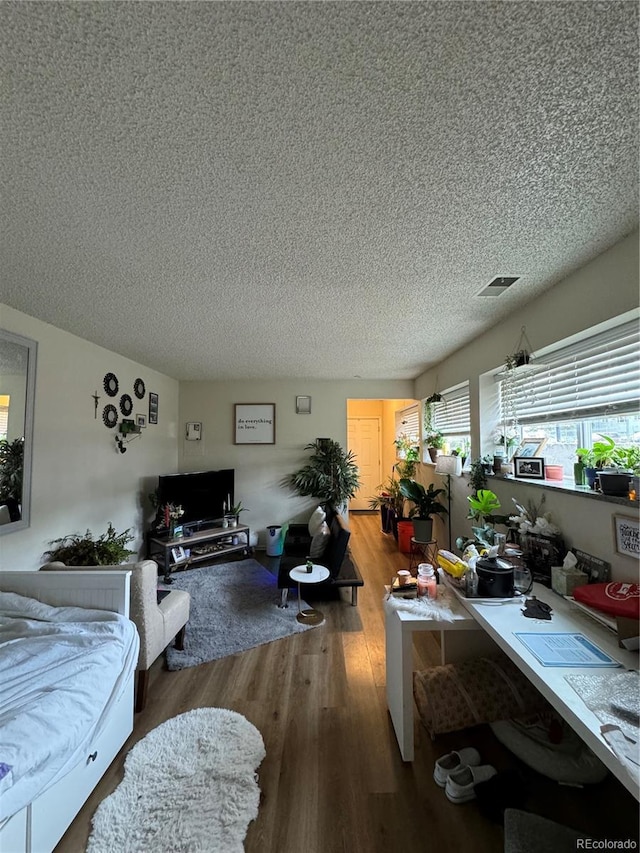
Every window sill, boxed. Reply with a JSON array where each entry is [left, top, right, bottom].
[[480, 473, 638, 508]]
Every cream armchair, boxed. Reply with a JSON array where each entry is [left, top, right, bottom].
[[40, 560, 190, 712]]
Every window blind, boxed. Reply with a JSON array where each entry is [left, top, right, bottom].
[[395, 404, 420, 442], [433, 384, 471, 435], [499, 319, 640, 425]]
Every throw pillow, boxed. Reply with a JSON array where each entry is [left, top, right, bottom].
[[308, 505, 327, 537], [309, 521, 330, 559]]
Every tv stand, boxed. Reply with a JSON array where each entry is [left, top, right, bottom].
[[147, 523, 250, 580]]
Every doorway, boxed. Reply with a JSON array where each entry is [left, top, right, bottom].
[[347, 417, 381, 510]]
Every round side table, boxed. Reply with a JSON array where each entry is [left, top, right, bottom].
[[289, 564, 330, 625], [409, 537, 439, 572]]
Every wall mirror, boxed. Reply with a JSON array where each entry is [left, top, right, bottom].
[[0, 329, 37, 535]]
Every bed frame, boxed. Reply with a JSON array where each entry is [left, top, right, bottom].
[[0, 571, 134, 853]]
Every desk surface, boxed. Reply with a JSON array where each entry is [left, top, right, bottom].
[[449, 578, 639, 800]]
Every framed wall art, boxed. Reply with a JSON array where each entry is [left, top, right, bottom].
[[514, 456, 545, 479], [136, 414, 147, 428], [613, 514, 640, 559], [296, 395, 312, 414], [234, 403, 275, 444], [512, 437, 547, 458], [149, 392, 159, 424]]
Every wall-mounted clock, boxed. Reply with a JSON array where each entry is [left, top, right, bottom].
[[120, 394, 133, 416], [134, 378, 146, 399], [103, 372, 119, 397], [103, 404, 118, 428]]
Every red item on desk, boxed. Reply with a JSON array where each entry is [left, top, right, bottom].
[[573, 582, 640, 619]]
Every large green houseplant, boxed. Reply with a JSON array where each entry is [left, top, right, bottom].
[[44, 523, 135, 566], [288, 438, 361, 510], [398, 478, 448, 541]]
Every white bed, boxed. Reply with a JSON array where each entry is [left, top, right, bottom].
[[0, 571, 138, 853]]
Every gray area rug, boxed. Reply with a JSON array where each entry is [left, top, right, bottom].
[[165, 559, 319, 670]]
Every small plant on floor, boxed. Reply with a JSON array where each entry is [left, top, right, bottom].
[[44, 523, 135, 566]]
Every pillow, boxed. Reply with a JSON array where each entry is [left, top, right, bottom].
[[308, 506, 327, 537], [309, 521, 330, 559]]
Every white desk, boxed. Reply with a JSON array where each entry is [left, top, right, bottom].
[[385, 575, 639, 801]]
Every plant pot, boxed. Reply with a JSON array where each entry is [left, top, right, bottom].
[[585, 467, 598, 490], [598, 471, 632, 497], [380, 506, 395, 534], [544, 464, 564, 481], [412, 518, 434, 542], [427, 447, 438, 463]]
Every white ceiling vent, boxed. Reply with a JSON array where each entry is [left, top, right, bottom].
[[475, 276, 520, 297]]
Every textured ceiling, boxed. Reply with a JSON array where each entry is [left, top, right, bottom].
[[0, 1, 638, 381]]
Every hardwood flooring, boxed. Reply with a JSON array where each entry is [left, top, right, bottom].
[[56, 513, 638, 852]]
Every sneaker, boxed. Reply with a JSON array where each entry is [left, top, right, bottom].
[[445, 764, 498, 804], [433, 747, 482, 787]]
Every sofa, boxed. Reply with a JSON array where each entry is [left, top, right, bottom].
[[40, 559, 190, 711], [276, 505, 364, 606]]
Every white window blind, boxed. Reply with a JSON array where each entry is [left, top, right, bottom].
[[433, 384, 471, 435], [0, 406, 7, 440], [499, 319, 640, 425], [395, 404, 420, 442]]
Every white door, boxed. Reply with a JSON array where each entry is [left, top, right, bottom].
[[348, 417, 382, 511]]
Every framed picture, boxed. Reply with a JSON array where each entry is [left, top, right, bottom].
[[514, 456, 546, 479], [171, 545, 187, 563], [136, 414, 147, 428], [512, 437, 547, 458], [613, 514, 640, 559], [234, 403, 275, 444], [296, 395, 312, 414], [149, 392, 159, 425]]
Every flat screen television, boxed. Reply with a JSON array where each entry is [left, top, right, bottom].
[[155, 469, 234, 529]]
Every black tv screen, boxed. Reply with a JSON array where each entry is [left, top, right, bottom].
[[156, 469, 234, 527]]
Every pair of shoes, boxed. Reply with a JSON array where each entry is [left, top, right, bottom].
[[445, 764, 498, 804], [433, 747, 481, 787]]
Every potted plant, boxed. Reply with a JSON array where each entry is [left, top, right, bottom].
[[394, 434, 420, 477], [369, 477, 405, 535], [423, 430, 444, 463], [226, 501, 248, 528], [464, 489, 505, 548], [44, 523, 135, 565], [398, 478, 448, 541], [0, 437, 24, 521], [288, 438, 361, 511], [505, 350, 530, 369]]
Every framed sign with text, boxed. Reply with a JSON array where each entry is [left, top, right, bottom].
[[234, 403, 275, 445]]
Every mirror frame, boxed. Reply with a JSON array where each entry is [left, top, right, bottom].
[[0, 329, 38, 535]]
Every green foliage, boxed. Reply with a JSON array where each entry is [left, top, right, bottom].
[[288, 439, 361, 508], [398, 478, 448, 520], [424, 430, 444, 449], [0, 437, 24, 504], [44, 523, 135, 566], [468, 457, 490, 495], [467, 489, 501, 521], [368, 477, 405, 517], [229, 502, 248, 516]]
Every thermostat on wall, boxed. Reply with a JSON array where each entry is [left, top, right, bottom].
[[186, 422, 202, 441]]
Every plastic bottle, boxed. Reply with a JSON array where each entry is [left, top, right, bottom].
[[417, 564, 437, 599]]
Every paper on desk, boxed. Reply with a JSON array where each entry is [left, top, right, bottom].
[[515, 632, 621, 667], [601, 725, 640, 785]]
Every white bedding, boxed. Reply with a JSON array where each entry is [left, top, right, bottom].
[[0, 591, 139, 822]]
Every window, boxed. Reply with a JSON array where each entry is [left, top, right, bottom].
[[431, 383, 471, 456], [395, 404, 420, 446], [498, 317, 640, 471]]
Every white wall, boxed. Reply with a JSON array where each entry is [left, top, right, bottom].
[[0, 304, 179, 570], [179, 379, 414, 546], [413, 231, 640, 583]]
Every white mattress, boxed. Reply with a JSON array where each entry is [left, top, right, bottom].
[[0, 591, 139, 822]]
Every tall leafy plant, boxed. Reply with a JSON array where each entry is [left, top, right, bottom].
[[288, 439, 361, 508], [0, 437, 24, 505], [44, 523, 135, 566]]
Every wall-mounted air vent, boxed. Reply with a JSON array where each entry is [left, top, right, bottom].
[[475, 276, 520, 297]]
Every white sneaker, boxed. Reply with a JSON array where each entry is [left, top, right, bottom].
[[433, 748, 482, 787], [445, 764, 497, 803]]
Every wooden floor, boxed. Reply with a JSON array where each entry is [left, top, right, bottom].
[[57, 513, 639, 853]]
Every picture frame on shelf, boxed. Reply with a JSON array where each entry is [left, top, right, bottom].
[[171, 545, 187, 563], [613, 514, 640, 559], [514, 456, 545, 479], [512, 437, 547, 458], [234, 403, 276, 444], [148, 392, 159, 424]]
